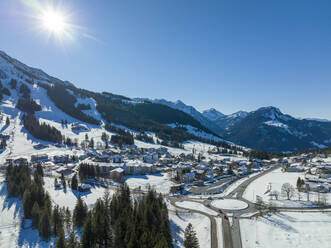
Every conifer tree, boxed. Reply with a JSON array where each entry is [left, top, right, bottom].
[[39, 209, 52, 240], [22, 189, 32, 218], [80, 212, 94, 248], [73, 196, 88, 227], [31, 201, 40, 228], [71, 174, 78, 191], [55, 227, 66, 248], [184, 223, 199, 248], [52, 205, 63, 236], [66, 228, 79, 248]]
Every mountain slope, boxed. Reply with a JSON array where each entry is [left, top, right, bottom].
[[213, 111, 248, 130], [224, 107, 331, 152], [136, 98, 224, 135], [0, 50, 228, 149], [202, 108, 225, 121]]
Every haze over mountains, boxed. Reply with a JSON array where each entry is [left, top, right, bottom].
[[0, 50, 331, 153]]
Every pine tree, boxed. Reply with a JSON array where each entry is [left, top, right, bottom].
[[155, 236, 169, 248], [31, 201, 40, 228], [184, 223, 199, 248], [73, 196, 88, 227], [64, 207, 71, 230], [92, 199, 113, 247], [22, 189, 32, 218], [55, 227, 66, 248], [71, 174, 78, 190], [38, 209, 52, 240], [66, 228, 79, 248], [52, 205, 63, 236], [89, 138, 94, 149], [80, 212, 94, 248]]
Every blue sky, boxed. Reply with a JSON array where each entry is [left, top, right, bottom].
[[1, 0, 331, 119]]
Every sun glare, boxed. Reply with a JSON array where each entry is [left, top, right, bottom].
[[41, 9, 67, 34]]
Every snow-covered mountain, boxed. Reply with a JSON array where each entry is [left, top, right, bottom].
[[134, 97, 331, 152], [202, 108, 225, 121], [224, 106, 331, 152], [135, 98, 224, 135], [1, 50, 330, 153], [0, 51, 74, 87], [212, 110, 249, 130], [0, 50, 233, 162]]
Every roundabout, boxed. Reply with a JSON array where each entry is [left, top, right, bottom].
[[211, 199, 248, 211]]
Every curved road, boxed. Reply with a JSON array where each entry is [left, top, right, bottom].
[[168, 163, 331, 248]]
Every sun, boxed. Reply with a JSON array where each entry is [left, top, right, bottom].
[[41, 8, 68, 35]]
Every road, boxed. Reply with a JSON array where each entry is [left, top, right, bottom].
[[167, 163, 331, 248], [169, 197, 219, 248]]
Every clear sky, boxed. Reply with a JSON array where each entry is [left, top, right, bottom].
[[1, 0, 330, 119]]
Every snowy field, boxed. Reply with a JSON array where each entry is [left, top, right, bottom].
[[169, 211, 211, 248], [241, 212, 331, 248], [243, 168, 330, 207], [211, 199, 248, 211], [125, 173, 175, 194], [175, 201, 218, 216], [44, 177, 115, 210]]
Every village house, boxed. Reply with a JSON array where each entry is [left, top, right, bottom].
[[143, 153, 158, 163], [156, 147, 168, 155], [78, 184, 91, 192], [71, 123, 89, 132], [183, 172, 195, 184], [317, 165, 331, 174], [159, 156, 175, 166], [33, 144, 49, 149], [31, 154, 49, 163], [124, 162, 156, 175], [53, 155, 69, 164], [283, 163, 305, 172], [93, 155, 110, 163], [194, 170, 206, 181], [112, 155, 124, 163], [109, 167, 124, 182]]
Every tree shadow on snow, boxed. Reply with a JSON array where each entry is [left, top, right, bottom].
[[261, 213, 298, 233], [0, 183, 22, 219], [0, 123, 9, 133], [169, 220, 184, 248], [17, 219, 55, 248]]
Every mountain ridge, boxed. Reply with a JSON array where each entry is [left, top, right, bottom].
[[1, 50, 330, 153]]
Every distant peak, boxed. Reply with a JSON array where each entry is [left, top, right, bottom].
[[228, 111, 248, 118], [174, 100, 185, 105], [202, 108, 225, 121], [257, 106, 281, 113]]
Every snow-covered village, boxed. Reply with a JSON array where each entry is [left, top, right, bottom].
[[1, 1, 331, 248]]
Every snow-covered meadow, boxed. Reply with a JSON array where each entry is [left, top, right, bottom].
[[125, 173, 175, 194], [241, 212, 331, 248], [169, 211, 211, 248], [243, 168, 330, 207]]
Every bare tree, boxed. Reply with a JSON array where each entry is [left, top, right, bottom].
[[281, 183, 295, 200]]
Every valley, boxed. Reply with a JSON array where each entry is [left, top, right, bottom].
[[0, 51, 330, 247]]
